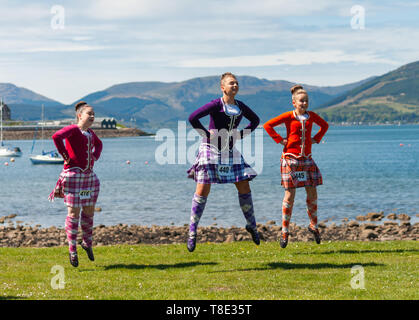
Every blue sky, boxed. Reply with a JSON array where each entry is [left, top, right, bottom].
[[0, 0, 418, 104]]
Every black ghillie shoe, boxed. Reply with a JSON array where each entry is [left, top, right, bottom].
[[81, 242, 95, 261], [308, 226, 321, 244], [280, 232, 289, 249], [187, 237, 196, 252], [69, 252, 79, 267], [245, 225, 260, 245]]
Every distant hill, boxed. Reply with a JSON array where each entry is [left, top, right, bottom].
[[0, 83, 66, 120], [72, 76, 372, 128], [316, 61, 419, 123], [0, 74, 387, 127]]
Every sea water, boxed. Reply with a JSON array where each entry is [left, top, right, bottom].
[[0, 124, 418, 228]]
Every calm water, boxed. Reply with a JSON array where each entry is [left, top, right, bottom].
[[0, 124, 418, 228]]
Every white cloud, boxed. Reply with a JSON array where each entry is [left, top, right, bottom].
[[20, 44, 107, 53], [72, 36, 94, 42], [0, 1, 418, 104], [0, 2, 50, 22], [175, 50, 399, 68], [85, 0, 182, 19], [83, 0, 344, 20]]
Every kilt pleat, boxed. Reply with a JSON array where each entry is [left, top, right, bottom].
[[49, 168, 100, 207], [187, 143, 257, 184], [280, 156, 322, 189]]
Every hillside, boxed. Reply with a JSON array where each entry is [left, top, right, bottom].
[[1, 73, 399, 127], [71, 76, 371, 128], [0, 83, 65, 120], [316, 61, 419, 123]]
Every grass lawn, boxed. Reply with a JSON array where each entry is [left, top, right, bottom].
[[0, 241, 417, 300]]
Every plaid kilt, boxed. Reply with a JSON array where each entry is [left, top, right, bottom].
[[280, 156, 322, 189], [48, 168, 100, 207], [187, 143, 257, 184]]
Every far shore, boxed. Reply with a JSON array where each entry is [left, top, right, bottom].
[[1, 127, 154, 140]]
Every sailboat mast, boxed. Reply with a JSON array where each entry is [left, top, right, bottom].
[[41, 104, 44, 152], [0, 98, 3, 146]]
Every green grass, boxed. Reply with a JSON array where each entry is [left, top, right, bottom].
[[0, 241, 417, 300]]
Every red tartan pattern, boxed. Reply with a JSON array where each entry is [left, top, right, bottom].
[[280, 156, 322, 189], [49, 169, 100, 207]]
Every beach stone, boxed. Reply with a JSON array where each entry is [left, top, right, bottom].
[[236, 234, 245, 241], [260, 225, 268, 232], [384, 221, 399, 226], [361, 223, 378, 230], [273, 226, 282, 233], [361, 230, 378, 240], [348, 221, 359, 227], [387, 213, 397, 220], [398, 229, 407, 236], [367, 212, 384, 221], [6, 231, 17, 238], [225, 234, 235, 243], [356, 215, 368, 221], [1, 220, 418, 247], [266, 220, 276, 225], [397, 214, 410, 221], [24, 239, 36, 246], [46, 240, 59, 247]]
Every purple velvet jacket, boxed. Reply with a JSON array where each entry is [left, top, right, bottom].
[[188, 98, 260, 148]]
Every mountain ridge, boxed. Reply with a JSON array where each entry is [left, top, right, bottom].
[[3, 60, 418, 126], [316, 61, 419, 123]]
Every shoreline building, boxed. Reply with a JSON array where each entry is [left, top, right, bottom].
[[0, 101, 11, 121]]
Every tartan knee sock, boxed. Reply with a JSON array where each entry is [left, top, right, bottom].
[[189, 194, 207, 238], [238, 192, 256, 230], [306, 198, 318, 230], [282, 200, 293, 234], [81, 211, 94, 248], [65, 215, 79, 254]]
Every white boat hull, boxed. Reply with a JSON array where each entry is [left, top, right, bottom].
[[29, 154, 64, 164], [0, 147, 22, 157]]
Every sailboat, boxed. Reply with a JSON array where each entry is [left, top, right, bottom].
[[0, 98, 22, 157], [29, 104, 64, 165]]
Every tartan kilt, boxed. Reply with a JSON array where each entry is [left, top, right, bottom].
[[280, 156, 323, 189], [187, 143, 257, 184], [48, 168, 100, 207]]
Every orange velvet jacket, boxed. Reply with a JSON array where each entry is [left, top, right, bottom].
[[263, 110, 329, 158]]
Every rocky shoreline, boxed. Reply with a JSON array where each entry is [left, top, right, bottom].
[[1, 128, 153, 140], [0, 212, 417, 247]]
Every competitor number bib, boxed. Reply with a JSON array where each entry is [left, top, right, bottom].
[[217, 165, 233, 177], [79, 190, 92, 200], [293, 171, 307, 182]]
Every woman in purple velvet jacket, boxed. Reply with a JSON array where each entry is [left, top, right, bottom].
[[186, 72, 261, 252]]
